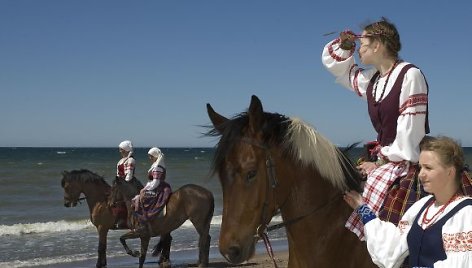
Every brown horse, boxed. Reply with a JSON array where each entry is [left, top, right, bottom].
[[205, 95, 376, 267], [61, 169, 167, 268], [110, 179, 215, 268]]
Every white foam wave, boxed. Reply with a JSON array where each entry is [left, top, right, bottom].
[[0, 253, 93, 268], [0, 219, 93, 236], [201, 214, 282, 228]]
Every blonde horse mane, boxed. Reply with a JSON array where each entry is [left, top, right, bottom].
[[283, 117, 349, 190]]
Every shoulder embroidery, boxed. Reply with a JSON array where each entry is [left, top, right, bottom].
[[442, 231, 472, 252]]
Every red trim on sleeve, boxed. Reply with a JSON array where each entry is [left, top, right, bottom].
[[328, 38, 355, 62]]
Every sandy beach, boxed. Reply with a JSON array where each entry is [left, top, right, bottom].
[[35, 240, 289, 268], [35, 251, 289, 268]]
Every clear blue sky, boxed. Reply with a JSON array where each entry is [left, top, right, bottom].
[[1, 1, 471, 147]]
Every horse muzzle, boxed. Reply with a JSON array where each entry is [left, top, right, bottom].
[[219, 233, 257, 264]]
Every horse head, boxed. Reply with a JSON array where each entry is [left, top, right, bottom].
[[61, 170, 83, 207], [207, 95, 364, 265], [207, 95, 285, 264]]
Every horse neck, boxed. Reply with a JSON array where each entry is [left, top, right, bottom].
[[82, 181, 110, 211], [274, 158, 372, 266], [275, 158, 351, 232]]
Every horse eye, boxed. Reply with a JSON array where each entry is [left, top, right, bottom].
[[246, 170, 257, 182]]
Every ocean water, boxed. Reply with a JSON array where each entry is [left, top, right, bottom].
[[0, 147, 470, 267], [0, 147, 287, 267]]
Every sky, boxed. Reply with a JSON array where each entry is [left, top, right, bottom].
[[1, 1, 471, 147]]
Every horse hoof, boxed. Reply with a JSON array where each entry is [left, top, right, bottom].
[[159, 260, 171, 268], [127, 250, 140, 257]]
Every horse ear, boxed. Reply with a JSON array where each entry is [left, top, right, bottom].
[[248, 95, 264, 134], [207, 103, 228, 133]]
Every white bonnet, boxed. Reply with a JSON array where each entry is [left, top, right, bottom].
[[118, 140, 133, 152], [147, 147, 162, 158]]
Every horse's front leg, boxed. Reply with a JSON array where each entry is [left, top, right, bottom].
[[138, 235, 150, 268], [119, 231, 141, 257], [96, 227, 108, 268]]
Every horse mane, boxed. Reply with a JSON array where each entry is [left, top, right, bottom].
[[61, 169, 110, 187], [284, 118, 362, 192], [206, 113, 362, 192]]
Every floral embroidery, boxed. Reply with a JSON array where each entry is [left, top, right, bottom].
[[442, 231, 472, 252]]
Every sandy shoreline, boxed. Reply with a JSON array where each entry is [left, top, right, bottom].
[[34, 240, 289, 268], [34, 251, 289, 268]]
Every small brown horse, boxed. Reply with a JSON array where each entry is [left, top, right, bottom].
[[205, 95, 376, 267], [110, 179, 215, 268], [61, 169, 166, 268]]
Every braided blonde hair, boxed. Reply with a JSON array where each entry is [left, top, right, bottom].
[[364, 17, 401, 59]]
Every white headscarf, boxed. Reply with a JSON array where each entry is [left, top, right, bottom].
[[148, 147, 165, 168], [119, 140, 133, 157]]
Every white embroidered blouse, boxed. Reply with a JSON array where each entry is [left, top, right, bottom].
[[321, 38, 428, 163], [363, 195, 472, 268]]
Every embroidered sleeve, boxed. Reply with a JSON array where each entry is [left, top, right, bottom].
[[363, 196, 431, 267], [322, 39, 377, 99], [380, 67, 428, 162]]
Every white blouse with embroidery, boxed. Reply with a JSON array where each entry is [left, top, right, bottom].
[[363, 195, 472, 268], [321, 39, 428, 163]]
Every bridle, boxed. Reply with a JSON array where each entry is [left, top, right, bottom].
[[238, 137, 341, 268]]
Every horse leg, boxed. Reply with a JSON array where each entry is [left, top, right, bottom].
[[193, 218, 211, 267], [151, 236, 163, 258], [119, 231, 141, 257], [138, 235, 150, 268], [197, 233, 211, 267], [96, 227, 108, 268], [158, 233, 172, 266]]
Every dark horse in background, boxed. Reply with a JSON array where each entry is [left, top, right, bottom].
[[205, 95, 376, 267], [110, 178, 215, 268], [61, 169, 168, 268]]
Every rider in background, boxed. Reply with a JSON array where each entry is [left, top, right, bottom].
[[117, 140, 136, 182], [132, 147, 172, 233], [321, 17, 429, 239], [113, 140, 138, 229], [132, 147, 166, 210]]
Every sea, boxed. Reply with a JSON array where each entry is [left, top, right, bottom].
[[0, 147, 288, 268], [0, 147, 471, 267]]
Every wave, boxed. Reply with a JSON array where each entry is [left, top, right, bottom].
[[0, 214, 283, 237], [0, 219, 93, 236]]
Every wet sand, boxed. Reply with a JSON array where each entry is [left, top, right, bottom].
[[36, 240, 289, 268]]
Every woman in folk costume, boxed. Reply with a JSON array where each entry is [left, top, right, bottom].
[[132, 147, 172, 233], [117, 140, 136, 182], [322, 17, 430, 239], [344, 136, 472, 268], [113, 140, 142, 229]]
